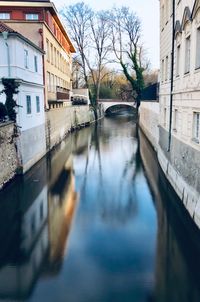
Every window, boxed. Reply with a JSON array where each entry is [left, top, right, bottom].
[[25, 14, 39, 20], [50, 43, 53, 64], [0, 13, 10, 19], [161, 59, 164, 82], [36, 96, 40, 113], [31, 213, 36, 235], [164, 107, 167, 127], [173, 109, 178, 131], [165, 56, 168, 81], [176, 45, 181, 76], [52, 74, 55, 92], [26, 96, 31, 114], [57, 50, 59, 68], [47, 72, 51, 91], [196, 28, 200, 69], [24, 49, 29, 69], [165, 0, 169, 23], [46, 39, 50, 62], [193, 112, 200, 142], [161, 5, 164, 29], [54, 47, 56, 66], [40, 202, 44, 220], [34, 56, 38, 72], [185, 36, 191, 73]]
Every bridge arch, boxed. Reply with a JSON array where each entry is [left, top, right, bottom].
[[99, 100, 137, 115]]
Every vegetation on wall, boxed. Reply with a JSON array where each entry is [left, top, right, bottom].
[[0, 103, 7, 121], [0, 78, 20, 122]]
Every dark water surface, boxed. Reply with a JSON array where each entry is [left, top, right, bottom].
[[0, 115, 200, 302]]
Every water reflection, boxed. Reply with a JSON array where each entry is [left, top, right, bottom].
[[0, 115, 199, 301], [139, 129, 200, 302]]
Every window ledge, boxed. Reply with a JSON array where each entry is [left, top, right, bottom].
[[192, 138, 199, 144], [183, 72, 190, 78]]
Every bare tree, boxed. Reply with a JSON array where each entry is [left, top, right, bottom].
[[61, 3, 111, 104], [109, 7, 148, 108], [61, 2, 93, 89], [87, 11, 111, 100]]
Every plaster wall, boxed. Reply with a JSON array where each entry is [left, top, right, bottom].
[[139, 102, 159, 150], [45, 105, 95, 151]]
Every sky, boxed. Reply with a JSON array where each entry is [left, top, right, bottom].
[[53, 0, 160, 69]]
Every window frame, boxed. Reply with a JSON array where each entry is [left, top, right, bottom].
[[34, 55, 38, 73], [0, 12, 10, 20], [196, 27, 200, 69], [193, 112, 200, 143], [24, 49, 29, 69], [36, 96, 40, 113], [185, 35, 191, 74], [26, 95, 31, 115], [25, 13, 39, 21]]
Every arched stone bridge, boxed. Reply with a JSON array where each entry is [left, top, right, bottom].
[[99, 99, 137, 115]]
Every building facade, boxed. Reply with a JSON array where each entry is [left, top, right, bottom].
[[0, 0, 75, 108], [159, 0, 200, 226], [0, 22, 46, 172]]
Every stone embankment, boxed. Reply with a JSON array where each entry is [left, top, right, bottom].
[[0, 122, 18, 189], [45, 105, 97, 151], [0, 105, 103, 189], [139, 102, 200, 229]]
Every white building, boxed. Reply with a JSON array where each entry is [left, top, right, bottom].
[[159, 0, 200, 226], [0, 22, 46, 172]]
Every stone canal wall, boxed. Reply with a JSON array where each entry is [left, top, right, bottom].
[[45, 105, 96, 151], [139, 101, 200, 229], [0, 105, 101, 189], [0, 122, 18, 189], [139, 102, 159, 151]]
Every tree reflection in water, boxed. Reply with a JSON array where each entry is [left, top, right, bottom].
[[0, 113, 200, 302]]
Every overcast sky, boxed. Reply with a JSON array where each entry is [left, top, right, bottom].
[[53, 0, 159, 69]]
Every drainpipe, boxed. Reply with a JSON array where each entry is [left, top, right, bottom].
[[168, 0, 175, 152], [2, 31, 11, 78]]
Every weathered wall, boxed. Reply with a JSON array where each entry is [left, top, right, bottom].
[[139, 102, 200, 229], [45, 105, 96, 151], [139, 102, 159, 151], [158, 126, 200, 228], [0, 123, 18, 189], [17, 123, 46, 173]]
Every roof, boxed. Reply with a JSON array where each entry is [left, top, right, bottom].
[[0, 22, 16, 33], [0, 1, 76, 53], [2, 0, 50, 2], [0, 21, 44, 53]]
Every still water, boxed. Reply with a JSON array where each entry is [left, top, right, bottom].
[[0, 115, 200, 302]]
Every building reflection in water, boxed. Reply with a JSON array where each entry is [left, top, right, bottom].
[[0, 134, 79, 301], [1, 117, 200, 302], [139, 129, 200, 302]]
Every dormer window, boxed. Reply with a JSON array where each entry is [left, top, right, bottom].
[[0, 13, 10, 20], [25, 14, 39, 21]]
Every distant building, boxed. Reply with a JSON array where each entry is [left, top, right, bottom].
[[0, 0, 76, 108], [0, 21, 46, 172]]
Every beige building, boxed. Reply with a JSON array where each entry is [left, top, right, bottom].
[[160, 0, 200, 149], [0, 0, 75, 108], [159, 0, 200, 227]]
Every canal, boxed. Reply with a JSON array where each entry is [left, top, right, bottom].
[[0, 114, 200, 302]]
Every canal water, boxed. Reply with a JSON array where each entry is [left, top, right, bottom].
[[0, 114, 200, 302]]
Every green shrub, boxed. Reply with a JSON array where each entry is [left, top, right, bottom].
[[0, 102, 7, 121]]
